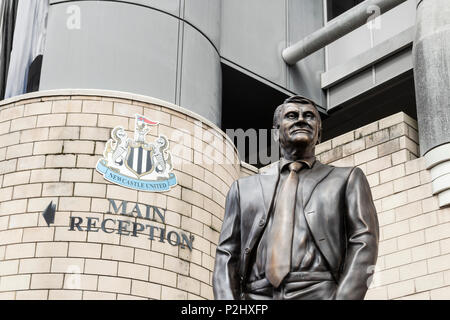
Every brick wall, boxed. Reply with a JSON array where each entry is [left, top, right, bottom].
[[316, 112, 450, 300], [0, 90, 243, 300]]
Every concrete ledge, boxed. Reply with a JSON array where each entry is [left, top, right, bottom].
[[425, 143, 450, 207]]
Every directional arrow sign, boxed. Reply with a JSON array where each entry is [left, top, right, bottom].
[[42, 201, 56, 226]]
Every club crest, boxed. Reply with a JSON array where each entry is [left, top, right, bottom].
[[96, 114, 177, 192]]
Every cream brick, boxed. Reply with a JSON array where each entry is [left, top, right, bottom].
[[54, 226, 87, 242], [365, 286, 388, 300], [422, 197, 439, 213], [367, 155, 392, 175], [394, 201, 422, 222], [398, 260, 428, 281], [0, 229, 23, 247], [379, 113, 404, 129], [441, 238, 450, 255], [192, 206, 212, 226], [33, 141, 63, 155], [5, 243, 35, 260], [0, 121, 10, 135], [118, 262, 149, 281], [410, 212, 438, 232], [45, 154, 76, 168], [6, 142, 33, 159], [19, 127, 49, 144], [378, 139, 401, 157], [22, 227, 54, 242], [354, 147, 378, 166], [385, 249, 412, 268], [405, 158, 425, 175], [330, 155, 355, 167], [189, 263, 210, 283], [74, 183, 106, 198], [396, 292, 430, 300], [102, 244, 134, 262], [372, 182, 394, 200], [392, 150, 412, 166], [425, 223, 450, 243], [411, 242, 441, 262], [98, 114, 129, 129], [23, 102, 52, 116], [80, 127, 110, 141], [163, 255, 189, 276], [0, 260, 19, 276], [408, 184, 433, 203], [16, 290, 48, 300], [87, 229, 120, 245], [19, 258, 51, 274], [30, 273, 64, 290], [83, 291, 116, 300], [134, 249, 163, 268], [3, 171, 30, 187], [60, 168, 92, 182], [131, 280, 161, 299], [392, 173, 421, 193], [0, 158, 17, 174], [200, 283, 214, 299], [67, 243, 100, 260], [161, 286, 188, 300], [48, 290, 82, 300], [427, 254, 450, 273], [8, 213, 38, 229], [0, 216, 8, 230], [66, 113, 97, 126], [35, 242, 68, 257], [0, 274, 30, 291], [62, 141, 95, 155], [63, 274, 98, 291], [36, 114, 66, 127], [42, 182, 73, 197], [143, 108, 171, 126], [17, 155, 45, 170], [181, 189, 204, 208], [120, 233, 152, 250], [58, 197, 91, 211], [0, 199, 27, 216], [29, 169, 60, 183], [331, 132, 354, 148], [400, 136, 419, 156], [430, 286, 450, 299], [149, 267, 177, 287], [51, 258, 84, 273], [167, 197, 191, 217], [85, 259, 118, 276], [379, 164, 405, 184], [106, 185, 137, 202], [378, 238, 398, 256], [365, 128, 390, 148], [381, 191, 408, 212], [387, 279, 415, 299], [315, 140, 332, 155], [371, 268, 399, 287], [355, 121, 379, 139], [415, 272, 445, 292], [0, 132, 20, 149], [1, 105, 24, 121], [13, 183, 42, 199], [98, 276, 131, 294], [52, 100, 82, 113], [397, 230, 425, 251], [82, 100, 113, 114]]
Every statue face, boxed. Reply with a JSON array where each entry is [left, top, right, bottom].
[[278, 103, 321, 151]]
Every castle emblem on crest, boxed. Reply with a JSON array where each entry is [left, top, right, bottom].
[[96, 115, 177, 192]]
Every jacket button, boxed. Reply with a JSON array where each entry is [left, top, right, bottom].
[[259, 219, 265, 226], [244, 248, 250, 254], [240, 293, 245, 299]]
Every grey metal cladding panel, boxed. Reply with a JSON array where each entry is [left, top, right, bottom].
[[220, 0, 287, 87], [327, 24, 372, 69], [183, 0, 221, 49], [180, 24, 221, 126], [40, 1, 178, 104], [375, 49, 412, 84], [372, 0, 416, 46], [49, 0, 180, 16], [328, 68, 373, 109], [287, 0, 326, 106]]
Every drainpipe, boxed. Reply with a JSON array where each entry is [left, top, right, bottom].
[[282, 0, 407, 65], [413, 0, 450, 207]]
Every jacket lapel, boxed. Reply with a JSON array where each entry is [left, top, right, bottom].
[[302, 161, 333, 208]]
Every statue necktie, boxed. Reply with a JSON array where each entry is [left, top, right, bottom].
[[266, 161, 303, 288]]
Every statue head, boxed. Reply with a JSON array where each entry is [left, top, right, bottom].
[[273, 95, 322, 158]]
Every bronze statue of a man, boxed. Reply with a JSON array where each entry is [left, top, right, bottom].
[[213, 96, 379, 300]]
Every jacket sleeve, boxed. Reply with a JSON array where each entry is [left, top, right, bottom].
[[335, 167, 379, 300], [212, 180, 242, 300]]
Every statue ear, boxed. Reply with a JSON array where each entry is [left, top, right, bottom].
[[272, 128, 279, 142], [316, 128, 322, 145]]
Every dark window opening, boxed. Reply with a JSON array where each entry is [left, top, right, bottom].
[[327, 0, 365, 21]]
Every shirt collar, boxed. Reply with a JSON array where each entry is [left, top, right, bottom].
[[279, 156, 316, 172]]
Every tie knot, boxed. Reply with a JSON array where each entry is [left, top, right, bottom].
[[289, 162, 303, 173]]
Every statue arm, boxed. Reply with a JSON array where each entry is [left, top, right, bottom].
[[213, 180, 242, 300], [335, 167, 379, 300]]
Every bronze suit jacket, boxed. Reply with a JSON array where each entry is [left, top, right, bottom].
[[213, 160, 379, 300]]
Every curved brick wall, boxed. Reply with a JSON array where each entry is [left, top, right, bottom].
[[0, 90, 243, 300]]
